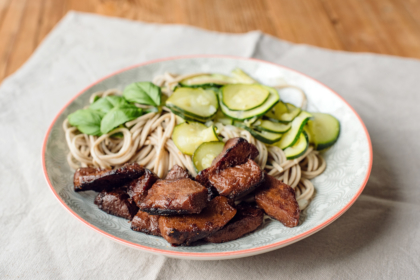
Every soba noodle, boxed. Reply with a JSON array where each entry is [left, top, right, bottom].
[[63, 73, 326, 210]]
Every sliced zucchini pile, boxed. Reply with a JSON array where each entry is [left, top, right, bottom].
[[172, 122, 219, 155], [168, 68, 340, 159], [166, 87, 218, 122], [192, 141, 225, 172]]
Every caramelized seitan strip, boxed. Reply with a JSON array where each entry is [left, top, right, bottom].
[[131, 210, 161, 236], [211, 137, 259, 171], [159, 196, 237, 246], [196, 138, 259, 198], [255, 174, 300, 227], [74, 163, 145, 192], [204, 203, 264, 243], [139, 178, 208, 215], [94, 189, 138, 220], [208, 159, 264, 199], [126, 169, 159, 207], [165, 165, 192, 180]]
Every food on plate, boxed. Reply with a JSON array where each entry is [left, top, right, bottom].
[[159, 196, 237, 246], [207, 159, 264, 199], [94, 189, 139, 220], [73, 163, 144, 192], [204, 202, 264, 243], [255, 174, 300, 227], [126, 168, 159, 206], [165, 164, 193, 180], [65, 68, 341, 245], [196, 137, 260, 198], [138, 178, 208, 215], [192, 141, 225, 172], [131, 210, 161, 236]]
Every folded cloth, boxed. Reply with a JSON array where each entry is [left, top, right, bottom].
[[1, 11, 419, 280]]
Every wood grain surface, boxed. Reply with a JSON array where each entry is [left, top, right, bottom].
[[1, 0, 420, 82]]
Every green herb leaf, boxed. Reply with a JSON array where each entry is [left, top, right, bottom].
[[123, 82, 161, 106], [68, 109, 104, 136], [100, 104, 143, 134], [90, 95, 129, 113]]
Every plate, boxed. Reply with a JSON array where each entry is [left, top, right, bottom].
[[42, 55, 372, 260]]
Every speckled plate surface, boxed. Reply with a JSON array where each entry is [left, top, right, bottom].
[[42, 55, 372, 260]]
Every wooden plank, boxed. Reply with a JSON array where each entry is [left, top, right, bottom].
[[180, 0, 277, 35], [5, 0, 44, 77], [265, 0, 344, 49], [36, 0, 67, 45], [321, 0, 393, 54], [0, 0, 12, 27], [2, 0, 420, 84], [399, 0, 420, 27], [0, 0, 26, 80], [321, 0, 420, 58]]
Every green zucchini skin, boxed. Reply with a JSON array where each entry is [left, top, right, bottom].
[[167, 105, 209, 123], [179, 83, 224, 89], [218, 90, 280, 121], [253, 120, 291, 134], [275, 111, 312, 149], [306, 112, 341, 151], [233, 122, 283, 144], [179, 74, 234, 88], [192, 141, 225, 172], [264, 103, 302, 124], [172, 122, 219, 155], [166, 87, 219, 120], [220, 84, 270, 112], [284, 131, 309, 160]]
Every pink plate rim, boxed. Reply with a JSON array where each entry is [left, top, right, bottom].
[[41, 55, 373, 259]]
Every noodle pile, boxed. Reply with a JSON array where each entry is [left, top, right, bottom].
[[63, 73, 326, 210]]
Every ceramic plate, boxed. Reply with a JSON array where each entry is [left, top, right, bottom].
[[42, 55, 372, 260]]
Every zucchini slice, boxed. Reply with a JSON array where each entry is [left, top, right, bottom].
[[168, 106, 208, 123], [306, 112, 340, 150], [213, 110, 233, 125], [192, 141, 225, 172], [172, 122, 219, 155], [221, 84, 270, 111], [166, 87, 218, 120], [234, 122, 283, 144], [284, 131, 309, 159], [253, 120, 291, 133], [275, 111, 312, 149], [219, 86, 280, 120], [231, 68, 257, 84], [180, 74, 235, 87], [265, 102, 301, 123]]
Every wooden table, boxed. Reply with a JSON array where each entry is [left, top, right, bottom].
[[1, 0, 420, 83]]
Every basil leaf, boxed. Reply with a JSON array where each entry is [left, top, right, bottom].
[[100, 104, 143, 134], [90, 95, 129, 113], [68, 109, 104, 136], [123, 82, 161, 106]]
